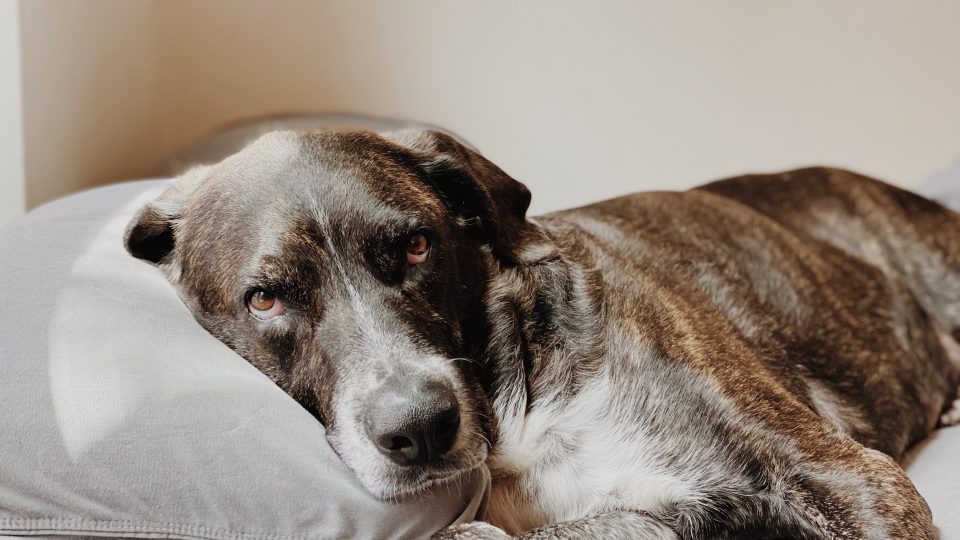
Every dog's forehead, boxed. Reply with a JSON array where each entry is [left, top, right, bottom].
[[206, 130, 441, 217], [211, 130, 302, 188], [180, 130, 447, 284]]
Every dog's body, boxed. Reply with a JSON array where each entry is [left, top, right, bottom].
[[126, 130, 960, 539], [475, 170, 960, 539]]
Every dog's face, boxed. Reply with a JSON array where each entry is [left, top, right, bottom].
[[125, 129, 544, 498]]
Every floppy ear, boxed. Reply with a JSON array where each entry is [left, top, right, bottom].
[[124, 166, 208, 265], [124, 203, 177, 264], [386, 130, 551, 266]]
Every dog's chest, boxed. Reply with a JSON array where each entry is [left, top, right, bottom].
[[483, 378, 706, 534]]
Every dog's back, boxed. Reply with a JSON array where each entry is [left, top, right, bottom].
[[700, 166, 960, 436], [540, 167, 960, 458], [701, 166, 960, 340]]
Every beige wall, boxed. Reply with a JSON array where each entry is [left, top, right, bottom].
[[19, 0, 166, 209], [0, 0, 24, 226], [15, 0, 960, 215]]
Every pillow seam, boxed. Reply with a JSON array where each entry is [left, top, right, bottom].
[[0, 517, 310, 540]]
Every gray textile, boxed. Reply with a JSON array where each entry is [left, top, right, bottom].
[[919, 157, 960, 210], [904, 428, 960, 538], [0, 180, 489, 540]]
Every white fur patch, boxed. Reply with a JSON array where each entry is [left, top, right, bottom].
[[486, 377, 702, 533]]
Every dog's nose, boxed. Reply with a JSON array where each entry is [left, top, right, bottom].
[[365, 382, 460, 466]]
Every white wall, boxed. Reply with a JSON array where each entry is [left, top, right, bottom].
[[0, 0, 24, 226], [17, 1, 960, 214]]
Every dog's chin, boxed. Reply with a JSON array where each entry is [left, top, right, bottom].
[[366, 459, 488, 500], [348, 446, 489, 501]]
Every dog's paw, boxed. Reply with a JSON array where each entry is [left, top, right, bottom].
[[431, 521, 512, 540], [941, 398, 960, 426]]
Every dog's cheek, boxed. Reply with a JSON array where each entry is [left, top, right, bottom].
[[275, 335, 338, 426], [262, 322, 305, 375], [393, 286, 460, 355]]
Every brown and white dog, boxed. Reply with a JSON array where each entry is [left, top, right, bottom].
[[126, 129, 960, 539]]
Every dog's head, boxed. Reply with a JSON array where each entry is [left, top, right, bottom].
[[124, 129, 547, 498]]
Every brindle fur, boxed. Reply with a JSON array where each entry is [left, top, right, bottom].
[[126, 130, 960, 539]]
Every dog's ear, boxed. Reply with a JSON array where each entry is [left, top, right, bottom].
[[386, 130, 552, 266], [124, 167, 208, 266], [125, 203, 176, 264]]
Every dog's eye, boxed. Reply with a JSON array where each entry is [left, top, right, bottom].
[[248, 290, 285, 320], [406, 233, 430, 265]]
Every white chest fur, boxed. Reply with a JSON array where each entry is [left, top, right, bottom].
[[484, 376, 704, 534]]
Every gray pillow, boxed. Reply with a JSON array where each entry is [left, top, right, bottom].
[[904, 426, 960, 537], [0, 180, 488, 540], [919, 157, 960, 210]]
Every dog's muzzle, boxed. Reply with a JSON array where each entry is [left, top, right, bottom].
[[364, 379, 461, 466]]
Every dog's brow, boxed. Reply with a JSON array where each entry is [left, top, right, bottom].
[[244, 259, 294, 291]]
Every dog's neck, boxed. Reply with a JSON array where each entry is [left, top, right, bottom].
[[481, 227, 607, 450]]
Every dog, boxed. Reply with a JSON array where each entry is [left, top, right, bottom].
[[125, 129, 960, 539]]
